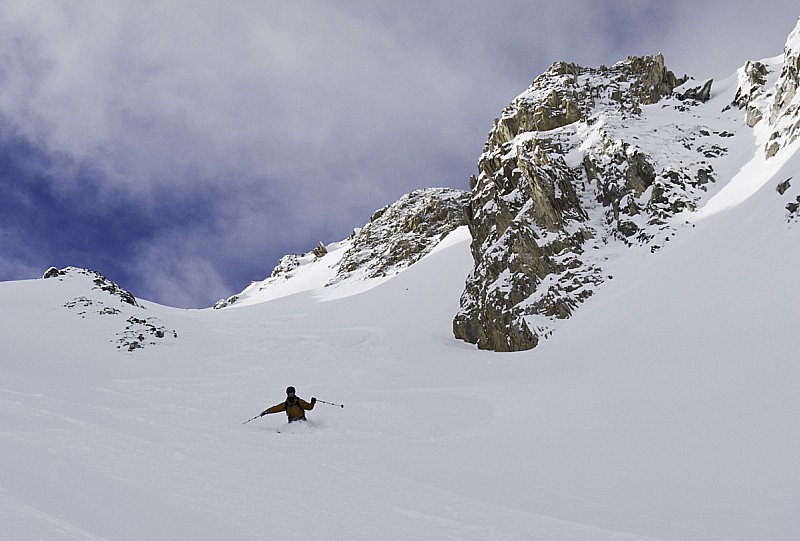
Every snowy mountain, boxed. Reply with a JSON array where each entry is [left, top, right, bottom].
[[2, 18, 800, 541]]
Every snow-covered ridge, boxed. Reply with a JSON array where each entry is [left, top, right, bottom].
[[214, 187, 469, 307], [42, 266, 177, 352], [44, 266, 141, 308]]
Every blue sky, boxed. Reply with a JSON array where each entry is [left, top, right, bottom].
[[1, 1, 798, 307]]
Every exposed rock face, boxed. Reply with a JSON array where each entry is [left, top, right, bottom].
[[733, 60, 771, 127], [728, 18, 800, 159], [766, 18, 800, 157], [453, 55, 732, 351], [331, 188, 469, 284]]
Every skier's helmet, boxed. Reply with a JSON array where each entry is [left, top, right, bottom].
[[286, 386, 296, 395]]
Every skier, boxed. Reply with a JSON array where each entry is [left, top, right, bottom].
[[260, 386, 316, 422]]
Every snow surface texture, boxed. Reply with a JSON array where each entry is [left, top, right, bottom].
[[3, 24, 800, 541]]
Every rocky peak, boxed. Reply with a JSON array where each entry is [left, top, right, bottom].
[[331, 187, 469, 284], [454, 53, 731, 352], [486, 54, 686, 155], [44, 266, 140, 307]]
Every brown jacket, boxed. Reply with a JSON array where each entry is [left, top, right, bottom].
[[263, 397, 314, 422]]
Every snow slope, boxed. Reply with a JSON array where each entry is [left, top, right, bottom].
[[3, 60, 800, 541], [3, 154, 800, 541]]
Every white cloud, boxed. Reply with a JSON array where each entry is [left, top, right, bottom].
[[129, 228, 231, 307]]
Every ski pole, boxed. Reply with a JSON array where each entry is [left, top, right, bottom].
[[316, 399, 344, 408], [243, 413, 263, 424]]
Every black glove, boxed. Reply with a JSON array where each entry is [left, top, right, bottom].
[[260, 411, 266, 416], [310, 397, 317, 405]]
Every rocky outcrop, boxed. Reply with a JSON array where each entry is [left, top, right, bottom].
[[787, 197, 800, 219], [312, 241, 328, 258], [213, 295, 240, 310], [485, 55, 685, 154], [45, 266, 141, 307], [116, 316, 178, 353], [777, 177, 800, 222], [454, 55, 733, 352], [766, 18, 800, 158], [330, 188, 469, 284], [728, 18, 800, 159], [732, 60, 772, 127], [676, 79, 713, 103]]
